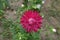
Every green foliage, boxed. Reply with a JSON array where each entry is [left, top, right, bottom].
[[0, 0, 9, 19], [0, 10, 4, 16], [9, 18, 41, 40], [0, 0, 10, 39], [18, 0, 43, 13], [0, 0, 9, 10], [0, 0, 60, 40], [1, 0, 44, 40]]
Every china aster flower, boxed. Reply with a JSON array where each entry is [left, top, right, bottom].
[[20, 10, 43, 32]]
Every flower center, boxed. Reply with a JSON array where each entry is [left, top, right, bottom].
[[28, 18, 35, 24]]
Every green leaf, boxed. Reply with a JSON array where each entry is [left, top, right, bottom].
[[0, 0, 9, 10]]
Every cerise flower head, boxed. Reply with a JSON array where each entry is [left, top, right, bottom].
[[20, 10, 43, 32]]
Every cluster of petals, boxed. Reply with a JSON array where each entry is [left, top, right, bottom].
[[20, 10, 43, 32]]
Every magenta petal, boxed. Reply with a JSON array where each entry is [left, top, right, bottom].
[[33, 27, 38, 32]]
